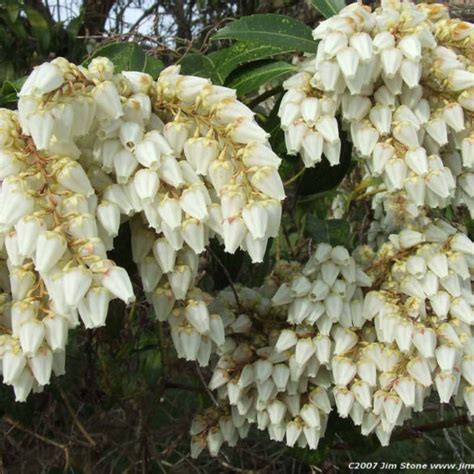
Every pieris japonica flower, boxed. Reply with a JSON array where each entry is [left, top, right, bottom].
[[280, 0, 474, 232], [193, 223, 474, 457], [0, 55, 285, 398], [0, 119, 134, 397]]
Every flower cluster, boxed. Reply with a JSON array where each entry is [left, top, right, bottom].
[[0, 56, 284, 398], [193, 222, 474, 456], [279, 0, 474, 230], [190, 246, 371, 456], [348, 221, 474, 445], [0, 108, 134, 401]]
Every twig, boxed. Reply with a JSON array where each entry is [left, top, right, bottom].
[[129, 1, 160, 32], [284, 166, 306, 186], [393, 414, 471, 441], [206, 245, 241, 310], [194, 363, 219, 407], [3, 416, 70, 471], [58, 387, 96, 448], [219, 457, 261, 473], [164, 381, 203, 392]]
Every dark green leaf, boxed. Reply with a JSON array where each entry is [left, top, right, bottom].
[[24, 6, 51, 51], [143, 55, 164, 78], [4, 2, 20, 23], [209, 41, 294, 81], [213, 15, 318, 53], [66, 14, 83, 37], [0, 9, 28, 40], [129, 45, 147, 71], [0, 62, 15, 83], [311, 0, 346, 18], [305, 216, 351, 246], [226, 60, 297, 96], [0, 93, 17, 106], [87, 43, 149, 73], [1, 76, 25, 94], [179, 53, 222, 84]]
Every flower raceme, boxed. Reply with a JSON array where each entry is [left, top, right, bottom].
[[0, 56, 285, 399], [279, 0, 474, 230], [192, 224, 474, 457], [0, 111, 135, 401]]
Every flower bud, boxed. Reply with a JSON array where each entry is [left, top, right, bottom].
[[92, 81, 123, 119], [2, 350, 27, 385], [185, 300, 210, 334], [19, 319, 45, 356], [181, 218, 206, 254], [29, 347, 53, 385], [99, 266, 135, 304], [133, 168, 159, 204], [168, 265, 192, 300], [0, 191, 35, 227], [12, 368, 34, 402]]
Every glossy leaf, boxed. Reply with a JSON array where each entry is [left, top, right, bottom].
[[0, 6, 27, 40], [143, 55, 164, 78], [0, 62, 15, 83], [66, 14, 83, 37], [311, 0, 346, 18], [213, 14, 318, 53], [86, 43, 142, 71], [179, 53, 222, 84], [226, 60, 297, 95], [0, 75, 24, 105], [87, 43, 163, 75], [209, 41, 294, 81]]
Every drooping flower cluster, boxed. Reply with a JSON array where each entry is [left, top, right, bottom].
[[190, 245, 371, 456], [193, 221, 474, 456], [339, 221, 474, 445], [279, 0, 474, 230], [0, 108, 135, 401], [0, 56, 284, 399]]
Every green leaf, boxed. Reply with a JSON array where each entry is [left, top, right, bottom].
[[129, 45, 147, 71], [1, 76, 25, 94], [3, 1, 20, 23], [305, 216, 351, 247], [0, 8, 27, 40], [0, 93, 17, 106], [311, 0, 346, 18], [179, 53, 222, 84], [213, 14, 317, 54], [66, 14, 83, 37], [226, 60, 297, 96], [0, 62, 15, 83], [209, 41, 294, 81], [142, 55, 164, 78], [24, 5, 51, 51], [87, 43, 150, 73]]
